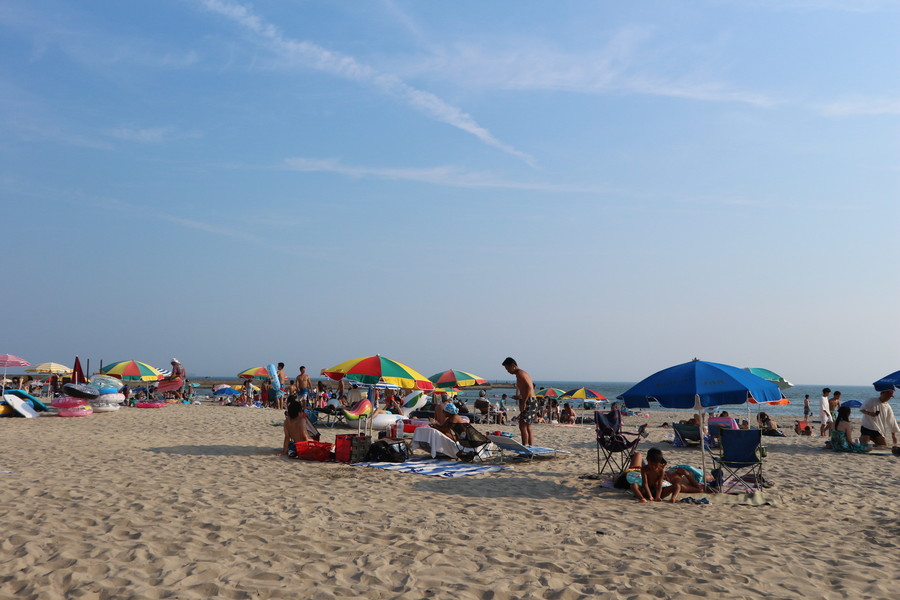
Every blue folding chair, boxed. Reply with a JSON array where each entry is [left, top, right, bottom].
[[708, 428, 765, 493]]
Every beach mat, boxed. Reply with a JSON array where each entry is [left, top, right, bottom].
[[355, 457, 512, 478]]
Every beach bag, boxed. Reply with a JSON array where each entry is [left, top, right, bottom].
[[365, 440, 408, 463]]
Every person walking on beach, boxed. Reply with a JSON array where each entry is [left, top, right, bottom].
[[503, 357, 536, 446], [170, 358, 186, 400], [819, 388, 833, 437], [803, 395, 811, 421]]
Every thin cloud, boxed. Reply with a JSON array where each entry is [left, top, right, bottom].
[[198, 0, 536, 166], [281, 156, 607, 193], [399, 32, 778, 108], [107, 126, 203, 144], [816, 97, 900, 116]]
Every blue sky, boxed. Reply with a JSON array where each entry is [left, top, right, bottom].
[[2, 0, 898, 385]]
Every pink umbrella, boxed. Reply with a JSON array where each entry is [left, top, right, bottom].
[[0, 354, 30, 391]]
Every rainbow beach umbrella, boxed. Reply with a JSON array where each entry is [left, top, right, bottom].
[[536, 387, 566, 398], [321, 355, 435, 390], [562, 387, 607, 400], [428, 369, 488, 388], [237, 366, 271, 380], [100, 360, 163, 381]]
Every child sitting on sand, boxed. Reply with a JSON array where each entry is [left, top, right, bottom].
[[560, 403, 577, 424], [279, 400, 311, 457], [624, 448, 681, 503]]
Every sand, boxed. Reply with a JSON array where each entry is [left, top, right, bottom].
[[1, 404, 897, 600]]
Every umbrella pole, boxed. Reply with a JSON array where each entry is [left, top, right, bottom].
[[696, 395, 711, 493]]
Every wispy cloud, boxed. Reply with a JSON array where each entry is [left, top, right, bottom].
[[397, 30, 778, 108], [281, 156, 608, 193], [816, 97, 900, 116], [107, 126, 203, 144], [198, 0, 536, 166]]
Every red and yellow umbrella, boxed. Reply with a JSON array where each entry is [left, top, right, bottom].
[[100, 360, 163, 381], [562, 387, 607, 400], [237, 366, 271, 380], [321, 355, 434, 390], [428, 369, 488, 388]]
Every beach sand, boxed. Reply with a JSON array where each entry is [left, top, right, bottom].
[[1, 404, 897, 599]]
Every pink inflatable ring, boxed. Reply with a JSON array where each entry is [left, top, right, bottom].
[[58, 405, 93, 417], [52, 396, 88, 409], [135, 402, 166, 408]]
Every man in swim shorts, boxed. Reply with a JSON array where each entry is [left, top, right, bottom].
[[170, 358, 186, 400], [819, 388, 833, 437], [295, 365, 312, 404], [503, 357, 536, 446]]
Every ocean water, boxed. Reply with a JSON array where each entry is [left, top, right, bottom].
[[475, 381, 898, 421]]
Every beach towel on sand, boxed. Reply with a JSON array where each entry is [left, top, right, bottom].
[[355, 457, 511, 477]]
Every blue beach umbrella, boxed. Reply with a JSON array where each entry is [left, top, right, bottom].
[[619, 359, 783, 409], [213, 387, 241, 396], [841, 400, 863, 408], [618, 359, 783, 487], [872, 370, 900, 392]]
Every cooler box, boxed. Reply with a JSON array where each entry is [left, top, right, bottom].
[[335, 434, 371, 463], [404, 419, 429, 434], [295, 440, 333, 461]]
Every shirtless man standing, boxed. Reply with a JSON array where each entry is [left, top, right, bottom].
[[295, 366, 312, 404], [503, 357, 536, 446]]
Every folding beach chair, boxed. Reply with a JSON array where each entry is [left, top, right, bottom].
[[707, 428, 765, 493], [486, 435, 564, 462], [595, 410, 648, 477], [671, 423, 702, 447], [451, 423, 491, 462]]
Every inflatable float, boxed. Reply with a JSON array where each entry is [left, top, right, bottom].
[[2, 389, 49, 412], [135, 401, 166, 409], [370, 412, 404, 431], [89, 375, 125, 395], [1, 394, 40, 418], [94, 393, 125, 404], [92, 404, 120, 413], [52, 396, 89, 409], [156, 377, 183, 394], [62, 383, 100, 400], [59, 405, 93, 417], [266, 363, 284, 399]]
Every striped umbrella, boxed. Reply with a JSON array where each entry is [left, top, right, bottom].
[[562, 387, 607, 400], [1, 354, 30, 390], [428, 369, 488, 388], [25, 362, 72, 375], [536, 387, 566, 398], [100, 360, 163, 381], [237, 366, 271, 380], [744, 367, 793, 390], [321, 355, 435, 390]]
